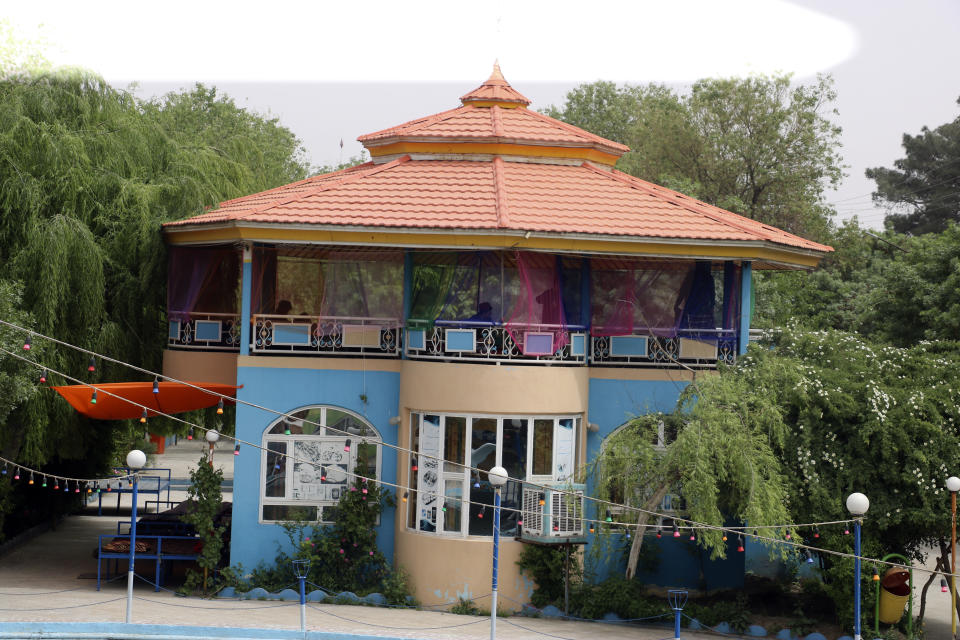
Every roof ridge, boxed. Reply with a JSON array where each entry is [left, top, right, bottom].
[[216, 164, 369, 208], [522, 109, 629, 153], [491, 105, 505, 137], [580, 162, 831, 252], [493, 156, 510, 225], [239, 157, 412, 219], [358, 105, 476, 142]]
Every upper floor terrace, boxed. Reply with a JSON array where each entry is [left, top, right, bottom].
[[167, 243, 749, 369]]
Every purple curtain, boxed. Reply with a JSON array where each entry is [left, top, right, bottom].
[[590, 259, 695, 337], [167, 245, 241, 321]]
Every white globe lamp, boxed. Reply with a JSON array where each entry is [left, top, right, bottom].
[[846, 492, 869, 516], [126, 449, 147, 470]]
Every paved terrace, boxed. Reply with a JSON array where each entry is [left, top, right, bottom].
[[0, 438, 954, 639]]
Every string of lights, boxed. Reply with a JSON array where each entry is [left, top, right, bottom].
[[0, 334, 862, 539]]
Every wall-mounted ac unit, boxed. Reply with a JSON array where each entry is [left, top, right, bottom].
[[519, 483, 587, 544]]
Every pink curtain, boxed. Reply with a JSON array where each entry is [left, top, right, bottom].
[[505, 252, 569, 355]]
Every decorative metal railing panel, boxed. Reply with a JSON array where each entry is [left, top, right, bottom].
[[404, 321, 588, 365], [167, 313, 242, 351], [252, 315, 401, 358], [591, 329, 737, 368]]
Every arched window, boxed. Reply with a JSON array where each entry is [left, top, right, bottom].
[[260, 406, 380, 523]]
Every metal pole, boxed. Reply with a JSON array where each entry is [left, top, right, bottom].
[[953, 490, 957, 639], [674, 607, 682, 640], [854, 518, 862, 640], [299, 575, 306, 635], [491, 487, 501, 640], [125, 473, 139, 624]]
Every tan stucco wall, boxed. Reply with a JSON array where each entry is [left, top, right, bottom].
[[162, 349, 239, 385], [395, 526, 533, 609], [394, 360, 588, 608]]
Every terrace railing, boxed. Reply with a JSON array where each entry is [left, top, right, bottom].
[[590, 328, 737, 368], [167, 312, 242, 351], [252, 314, 401, 358], [404, 321, 588, 365]]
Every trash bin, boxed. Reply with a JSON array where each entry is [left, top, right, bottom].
[[878, 566, 910, 624]]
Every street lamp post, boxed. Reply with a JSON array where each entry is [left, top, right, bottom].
[[846, 492, 870, 640], [125, 449, 147, 624], [946, 476, 960, 638], [205, 429, 220, 466], [488, 465, 509, 640]]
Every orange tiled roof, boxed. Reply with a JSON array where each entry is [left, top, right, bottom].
[[165, 155, 831, 254]]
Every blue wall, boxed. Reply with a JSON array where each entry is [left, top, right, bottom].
[[231, 365, 400, 571], [584, 377, 744, 590]]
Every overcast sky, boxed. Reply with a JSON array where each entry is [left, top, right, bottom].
[[8, 0, 960, 229]]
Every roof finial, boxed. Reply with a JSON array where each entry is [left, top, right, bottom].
[[460, 62, 531, 107], [490, 60, 505, 83]]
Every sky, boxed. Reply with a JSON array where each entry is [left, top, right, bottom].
[[7, 0, 960, 229]]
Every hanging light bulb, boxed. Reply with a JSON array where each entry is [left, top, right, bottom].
[[14, 468, 20, 481], [106, 481, 112, 492], [274, 461, 281, 471], [478, 506, 485, 519], [805, 549, 815, 564], [655, 526, 661, 539], [53, 479, 59, 490], [942, 578, 949, 592], [605, 510, 613, 523], [518, 518, 523, 527], [23, 334, 31, 350], [320, 467, 327, 481], [39, 369, 47, 384], [217, 398, 224, 415], [62, 482, 68, 492], [538, 494, 546, 507], [553, 523, 559, 531], [722, 533, 728, 542], [74, 481, 80, 493], [140, 409, 148, 424], [402, 492, 408, 503], [844, 526, 850, 535], [1, 462, 6, 475], [90, 389, 98, 404], [86, 484, 92, 494], [737, 534, 745, 553], [785, 532, 791, 540], [625, 529, 631, 539], [153, 376, 159, 394], [411, 457, 418, 472], [874, 569, 880, 582], [344, 439, 351, 452], [672, 520, 680, 537], [689, 530, 695, 541], [589, 524, 595, 533], [813, 526, 820, 539], [284, 423, 291, 435], [41, 476, 47, 488], [28, 472, 34, 485], [233, 443, 240, 456], [87, 356, 96, 373], [473, 474, 480, 489], [187, 427, 194, 440]]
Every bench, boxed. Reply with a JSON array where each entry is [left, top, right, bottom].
[[96, 531, 201, 591], [95, 467, 172, 516]]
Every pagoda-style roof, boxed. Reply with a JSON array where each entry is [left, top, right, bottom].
[[164, 65, 832, 269]]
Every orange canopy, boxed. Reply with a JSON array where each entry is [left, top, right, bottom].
[[52, 382, 240, 420]]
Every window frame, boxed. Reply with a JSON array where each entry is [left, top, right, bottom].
[[259, 405, 381, 524], [407, 411, 580, 538]]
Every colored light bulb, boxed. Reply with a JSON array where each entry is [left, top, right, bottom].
[[140, 409, 147, 423], [344, 439, 351, 452], [88, 356, 96, 372], [234, 444, 240, 455], [217, 398, 224, 415], [153, 376, 159, 394], [39, 369, 47, 384], [90, 389, 97, 404], [23, 335, 31, 350]]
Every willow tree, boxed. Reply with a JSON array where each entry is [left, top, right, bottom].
[[593, 359, 795, 579], [0, 68, 308, 534]]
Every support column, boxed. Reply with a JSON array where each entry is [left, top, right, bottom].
[[401, 250, 413, 360], [240, 242, 253, 356], [738, 261, 752, 355]]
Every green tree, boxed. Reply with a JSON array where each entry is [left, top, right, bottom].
[[545, 74, 844, 240], [0, 68, 309, 535], [867, 98, 960, 234]]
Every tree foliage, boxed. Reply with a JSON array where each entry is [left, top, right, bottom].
[[867, 98, 960, 234], [545, 74, 843, 240], [0, 68, 309, 534]]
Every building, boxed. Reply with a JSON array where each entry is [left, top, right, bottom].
[[161, 65, 831, 605]]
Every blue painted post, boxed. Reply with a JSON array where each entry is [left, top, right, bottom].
[[125, 473, 139, 623], [738, 261, 752, 355], [240, 243, 253, 356], [491, 487, 501, 640], [299, 574, 306, 634], [854, 519, 862, 640], [668, 590, 687, 640], [402, 251, 413, 359]]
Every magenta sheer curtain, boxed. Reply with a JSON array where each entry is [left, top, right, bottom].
[[167, 245, 241, 321], [505, 252, 569, 354], [590, 259, 695, 337]]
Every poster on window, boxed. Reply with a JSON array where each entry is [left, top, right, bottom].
[[555, 420, 574, 481], [293, 440, 351, 501], [417, 416, 441, 528]]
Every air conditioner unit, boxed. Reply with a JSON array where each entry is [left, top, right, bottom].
[[519, 483, 587, 544]]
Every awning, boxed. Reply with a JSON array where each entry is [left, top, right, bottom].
[[52, 382, 241, 420]]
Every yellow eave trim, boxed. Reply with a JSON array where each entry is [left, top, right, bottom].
[[461, 100, 525, 108], [365, 141, 621, 166], [162, 226, 825, 269]]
